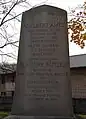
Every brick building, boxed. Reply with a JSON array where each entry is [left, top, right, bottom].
[[70, 54, 86, 114], [0, 54, 86, 113], [0, 72, 16, 111]]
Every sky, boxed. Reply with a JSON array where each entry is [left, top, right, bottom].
[[0, 0, 86, 63]]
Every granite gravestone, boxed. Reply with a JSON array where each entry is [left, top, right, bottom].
[[7, 5, 73, 119]]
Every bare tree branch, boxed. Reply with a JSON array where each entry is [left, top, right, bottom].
[[0, 41, 18, 48], [5, 13, 22, 23], [0, 0, 11, 5], [0, 1, 18, 26], [0, 50, 17, 60]]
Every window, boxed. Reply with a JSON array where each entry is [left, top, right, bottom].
[[1, 76, 5, 84], [12, 91, 14, 97], [6, 91, 12, 97], [11, 75, 15, 83], [1, 92, 6, 97]]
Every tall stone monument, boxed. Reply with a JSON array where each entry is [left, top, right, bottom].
[[6, 5, 74, 119]]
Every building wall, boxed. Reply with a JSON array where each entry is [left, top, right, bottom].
[[0, 73, 16, 111], [0, 68, 86, 98], [71, 67, 86, 114], [0, 72, 16, 97], [0, 68, 86, 113], [71, 67, 86, 99]]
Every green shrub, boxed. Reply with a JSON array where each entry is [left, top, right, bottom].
[[78, 114, 86, 119], [0, 112, 8, 118]]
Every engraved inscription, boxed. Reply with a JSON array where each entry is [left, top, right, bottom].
[[23, 15, 68, 101]]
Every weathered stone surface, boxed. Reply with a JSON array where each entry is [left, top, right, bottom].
[[4, 115, 75, 119], [10, 5, 73, 118]]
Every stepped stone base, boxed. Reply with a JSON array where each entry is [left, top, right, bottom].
[[4, 115, 75, 119]]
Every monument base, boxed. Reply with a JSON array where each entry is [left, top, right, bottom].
[[4, 115, 75, 119]]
